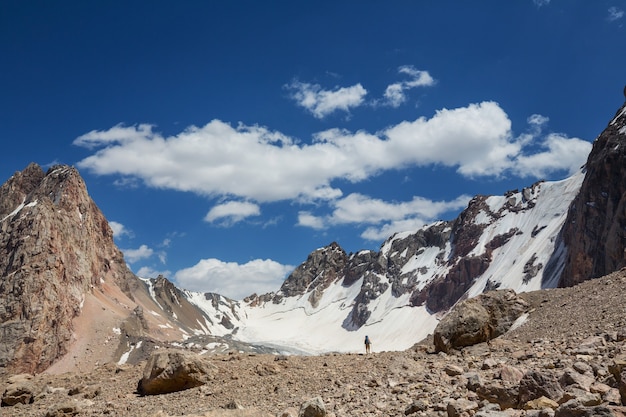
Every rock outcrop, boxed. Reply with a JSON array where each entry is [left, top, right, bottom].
[[273, 242, 348, 303], [0, 164, 137, 374], [558, 102, 626, 287]]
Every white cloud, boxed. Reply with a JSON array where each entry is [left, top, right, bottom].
[[156, 251, 167, 264], [330, 193, 471, 225], [297, 211, 326, 230], [285, 81, 367, 118], [608, 6, 624, 21], [75, 101, 590, 216], [378, 101, 517, 177], [513, 133, 591, 178], [109, 220, 132, 238], [205, 201, 261, 225], [121, 244, 154, 263], [527, 114, 549, 128], [136, 266, 172, 279], [298, 193, 471, 240], [74, 123, 154, 149], [174, 258, 294, 299], [382, 66, 435, 107], [362, 218, 430, 241], [511, 114, 591, 178], [533, 0, 551, 8]]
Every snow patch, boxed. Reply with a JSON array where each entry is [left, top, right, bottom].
[[509, 313, 529, 332], [1, 200, 39, 222]]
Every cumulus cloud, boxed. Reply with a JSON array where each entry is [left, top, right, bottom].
[[173, 258, 294, 299], [74, 123, 154, 149], [205, 201, 261, 225], [121, 244, 154, 263], [512, 114, 591, 178], [513, 133, 591, 178], [75, 101, 590, 238], [297, 211, 326, 230], [608, 6, 624, 21], [382, 66, 435, 107], [136, 266, 172, 279], [298, 193, 471, 241], [285, 80, 367, 118], [109, 220, 132, 238]]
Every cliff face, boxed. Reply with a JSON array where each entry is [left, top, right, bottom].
[[0, 164, 136, 373], [559, 103, 626, 287]]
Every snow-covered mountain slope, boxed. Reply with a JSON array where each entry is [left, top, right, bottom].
[[220, 171, 585, 354], [463, 171, 585, 294], [138, 171, 585, 355], [117, 100, 626, 356], [144, 170, 585, 354]]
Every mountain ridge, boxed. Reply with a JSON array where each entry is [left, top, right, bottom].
[[0, 99, 625, 374]]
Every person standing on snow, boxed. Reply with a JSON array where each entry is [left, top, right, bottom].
[[364, 335, 371, 354]]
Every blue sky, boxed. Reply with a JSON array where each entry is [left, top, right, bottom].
[[1, 1, 625, 299]]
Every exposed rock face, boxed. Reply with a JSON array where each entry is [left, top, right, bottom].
[[433, 289, 529, 353], [0, 164, 136, 374], [274, 242, 348, 303], [558, 103, 626, 287], [147, 276, 241, 334], [417, 186, 542, 312]]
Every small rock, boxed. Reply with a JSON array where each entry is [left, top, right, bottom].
[[44, 401, 80, 417], [224, 399, 245, 409], [445, 364, 464, 376], [523, 396, 559, 410], [499, 364, 524, 384], [280, 407, 299, 417], [447, 398, 479, 417], [299, 396, 326, 417], [405, 399, 428, 415]]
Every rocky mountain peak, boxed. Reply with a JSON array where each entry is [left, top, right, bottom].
[[0, 162, 45, 218], [273, 242, 348, 303], [558, 102, 626, 286], [0, 163, 136, 374]]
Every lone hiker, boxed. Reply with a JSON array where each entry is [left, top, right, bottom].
[[364, 335, 371, 354]]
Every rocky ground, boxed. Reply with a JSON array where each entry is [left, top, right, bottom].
[[3, 269, 626, 417]]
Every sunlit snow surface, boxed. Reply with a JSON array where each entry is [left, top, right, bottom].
[[1, 200, 38, 223], [466, 170, 584, 295], [235, 279, 439, 354]]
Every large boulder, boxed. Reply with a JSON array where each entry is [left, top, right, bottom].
[[1, 373, 37, 407], [137, 350, 217, 395], [518, 370, 564, 405], [433, 289, 528, 353]]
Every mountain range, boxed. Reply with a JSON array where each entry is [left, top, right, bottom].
[[1, 98, 625, 377]]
